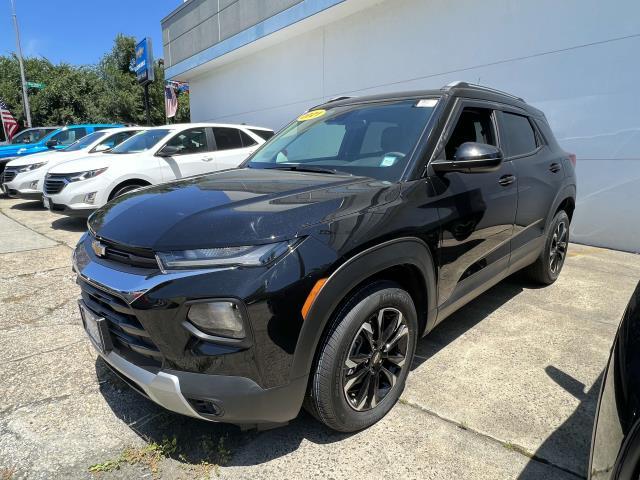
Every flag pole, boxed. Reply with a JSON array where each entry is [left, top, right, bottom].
[[10, 0, 32, 128]]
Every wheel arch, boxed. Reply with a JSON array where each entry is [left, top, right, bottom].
[[108, 178, 152, 201], [290, 237, 438, 380], [545, 184, 576, 232]]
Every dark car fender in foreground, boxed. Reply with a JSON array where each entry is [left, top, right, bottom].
[[590, 281, 640, 479]]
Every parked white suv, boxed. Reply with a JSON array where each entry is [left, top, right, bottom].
[[1, 127, 145, 200], [43, 123, 273, 217]]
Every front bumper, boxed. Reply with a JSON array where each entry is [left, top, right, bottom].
[[74, 233, 316, 425], [90, 338, 307, 424], [2, 170, 44, 199]]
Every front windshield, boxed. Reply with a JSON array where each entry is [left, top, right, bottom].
[[110, 129, 170, 154], [247, 99, 438, 181], [10, 128, 56, 144], [64, 131, 108, 152]]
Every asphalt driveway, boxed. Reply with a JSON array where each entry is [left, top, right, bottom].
[[1, 196, 639, 479]]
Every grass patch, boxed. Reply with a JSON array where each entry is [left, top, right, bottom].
[[503, 441, 533, 458], [89, 434, 232, 477], [1, 467, 16, 480], [89, 437, 177, 475]]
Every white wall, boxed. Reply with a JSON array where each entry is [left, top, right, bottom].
[[187, 0, 640, 252]]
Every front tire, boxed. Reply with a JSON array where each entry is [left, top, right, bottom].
[[305, 281, 417, 432], [527, 210, 570, 285]]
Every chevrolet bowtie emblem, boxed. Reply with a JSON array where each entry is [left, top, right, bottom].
[[91, 239, 107, 257]]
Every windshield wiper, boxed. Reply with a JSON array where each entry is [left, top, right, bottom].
[[263, 165, 351, 175]]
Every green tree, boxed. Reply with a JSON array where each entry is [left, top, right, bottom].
[[0, 33, 190, 138]]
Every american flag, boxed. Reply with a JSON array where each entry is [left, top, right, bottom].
[[165, 84, 178, 118], [0, 100, 19, 141]]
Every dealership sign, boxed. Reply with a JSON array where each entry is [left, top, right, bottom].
[[134, 37, 155, 84]]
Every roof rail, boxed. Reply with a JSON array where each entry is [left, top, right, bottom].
[[442, 81, 525, 102], [306, 95, 355, 112]]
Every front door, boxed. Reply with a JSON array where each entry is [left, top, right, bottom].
[[161, 127, 214, 178], [430, 101, 518, 318]]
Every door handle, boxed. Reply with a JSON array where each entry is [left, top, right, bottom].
[[202, 157, 214, 162], [549, 162, 561, 173], [498, 174, 516, 186]]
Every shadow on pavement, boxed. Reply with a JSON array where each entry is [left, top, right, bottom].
[[10, 200, 44, 211], [51, 216, 87, 232], [95, 358, 351, 468], [517, 367, 603, 480], [412, 273, 539, 370]]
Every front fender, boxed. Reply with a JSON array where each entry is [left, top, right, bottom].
[[290, 237, 437, 380]]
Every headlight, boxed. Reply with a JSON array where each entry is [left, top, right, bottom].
[[156, 238, 302, 271], [67, 167, 108, 182], [16, 162, 47, 173], [187, 301, 245, 339]]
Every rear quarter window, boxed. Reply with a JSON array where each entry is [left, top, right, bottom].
[[501, 112, 538, 157]]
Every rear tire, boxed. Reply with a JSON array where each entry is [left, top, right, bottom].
[[527, 210, 570, 285], [305, 281, 417, 432]]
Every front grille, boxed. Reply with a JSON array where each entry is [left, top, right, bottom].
[[79, 278, 163, 366], [1, 169, 17, 183], [44, 174, 68, 195], [99, 238, 159, 269]]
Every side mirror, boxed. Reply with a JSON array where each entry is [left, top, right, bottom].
[[45, 139, 59, 149], [432, 142, 503, 173], [157, 145, 181, 157], [93, 144, 111, 153]]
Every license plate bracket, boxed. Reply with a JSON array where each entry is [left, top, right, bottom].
[[79, 301, 113, 353]]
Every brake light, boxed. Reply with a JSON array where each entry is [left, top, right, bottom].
[[568, 153, 577, 167]]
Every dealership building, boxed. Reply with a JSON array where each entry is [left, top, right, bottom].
[[161, 0, 640, 252]]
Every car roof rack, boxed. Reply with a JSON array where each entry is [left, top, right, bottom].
[[442, 81, 525, 102]]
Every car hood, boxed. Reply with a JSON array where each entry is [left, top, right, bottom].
[[48, 153, 121, 173], [89, 168, 400, 250], [0, 143, 43, 159], [6, 149, 72, 167]]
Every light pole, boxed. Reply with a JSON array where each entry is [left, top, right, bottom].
[[9, 0, 32, 127]]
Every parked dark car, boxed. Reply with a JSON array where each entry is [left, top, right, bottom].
[[73, 82, 576, 431], [589, 281, 640, 480]]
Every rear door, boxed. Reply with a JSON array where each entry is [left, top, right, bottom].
[[211, 127, 259, 171], [497, 110, 564, 261], [430, 100, 518, 315], [160, 127, 213, 178]]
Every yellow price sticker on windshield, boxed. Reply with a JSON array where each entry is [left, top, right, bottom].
[[297, 109, 326, 122]]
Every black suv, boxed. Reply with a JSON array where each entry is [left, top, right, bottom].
[[74, 82, 576, 432]]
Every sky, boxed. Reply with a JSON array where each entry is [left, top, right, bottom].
[[0, 0, 184, 65]]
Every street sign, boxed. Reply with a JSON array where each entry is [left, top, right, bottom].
[[134, 38, 155, 85], [26, 81, 45, 90]]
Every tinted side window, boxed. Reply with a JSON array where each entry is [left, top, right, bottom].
[[239, 130, 257, 147], [165, 128, 209, 155], [445, 107, 496, 159], [249, 129, 275, 141], [100, 131, 137, 149], [51, 128, 87, 146], [213, 128, 244, 151], [501, 112, 537, 157]]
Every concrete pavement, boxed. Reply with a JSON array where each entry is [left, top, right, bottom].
[[1, 196, 639, 479]]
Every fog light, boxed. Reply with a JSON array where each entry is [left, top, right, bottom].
[[187, 301, 245, 339], [84, 192, 97, 204], [29, 180, 38, 189]]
